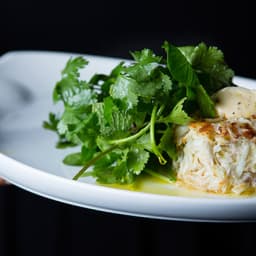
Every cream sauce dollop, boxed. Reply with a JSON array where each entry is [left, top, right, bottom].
[[213, 87, 256, 118]]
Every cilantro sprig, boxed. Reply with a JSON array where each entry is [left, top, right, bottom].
[[44, 41, 234, 184]]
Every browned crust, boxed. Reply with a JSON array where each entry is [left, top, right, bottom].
[[189, 119, 256, 140]]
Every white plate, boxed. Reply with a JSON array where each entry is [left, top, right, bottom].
[[1, 51, 256, 222]]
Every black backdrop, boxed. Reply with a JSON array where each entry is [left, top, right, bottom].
[[1, 1, 256, 256]]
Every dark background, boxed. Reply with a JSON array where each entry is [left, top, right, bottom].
[[2, 0, 256, 79], [1, 1, 256, 256]]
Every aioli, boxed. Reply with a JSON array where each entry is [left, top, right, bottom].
[[213, 87, 256, 118]]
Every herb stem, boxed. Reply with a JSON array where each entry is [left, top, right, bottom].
[[150, 105, 167, 165], [108, 123, 151, 145], [73, 145, 118, 180], [157, 104, 165, 117]]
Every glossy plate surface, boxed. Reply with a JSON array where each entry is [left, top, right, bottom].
[[1, 51, 256, 222]]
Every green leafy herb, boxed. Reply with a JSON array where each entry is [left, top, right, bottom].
[[44, 41, 235, 184], [63, 152, 84, 166], [162, 97, 193, 125], [180, 43, 235, 94], [163, 41, 216, 117]]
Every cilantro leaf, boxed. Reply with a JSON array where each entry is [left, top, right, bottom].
[[110, 76, 138, 109], [54, 77, 96, 109], [53, 57, 96, 111], [53, 57, 88, 103], [63, 152, 83, 166], [43, 112, 59, 131], [162, 97, 193, 125], [62, 57, 88, 78], [163, 42, 216, 117], [127, 144, 150, 175], [44, 112, 77, 148], [93, 99, 133, 139], [90, 144, 149, 184], [91, 148, 134, 184], [45, 42, 235, 185], [111, 50, 172, 108], [180, 43, 235, 94], [89, 61, 124, 101], [130, 48, 162, 64]]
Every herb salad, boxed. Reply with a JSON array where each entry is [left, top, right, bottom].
[[44, 41, 234, 184]]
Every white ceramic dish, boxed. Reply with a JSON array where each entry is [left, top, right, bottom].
[[1, 51, 256, 222]]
